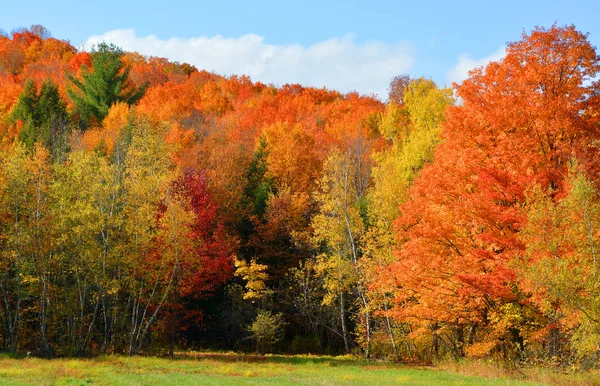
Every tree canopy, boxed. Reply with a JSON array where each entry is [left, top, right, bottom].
[[67, 42, 148, 128], [0, 24, 598, 367]]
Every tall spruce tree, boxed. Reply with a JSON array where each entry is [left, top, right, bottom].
[[67, 42, 148, 128], [13, 79, 70, 158]]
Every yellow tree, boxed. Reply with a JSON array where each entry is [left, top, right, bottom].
[[0, 143, 53, 353], [234, 257, 270, 301], [0, 143, 33, 352], [121, 117, 192, 355], [25, 144, 53, 356], [363, 78, 453, 359], [311, 149, 366, 354], [51, 149, 122, 355]]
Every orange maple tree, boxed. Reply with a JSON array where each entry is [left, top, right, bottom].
[[379, 25, 600, 358]]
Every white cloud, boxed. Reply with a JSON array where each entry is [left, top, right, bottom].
[[84, 29, 414, 100], [446, 45, 506, 86]]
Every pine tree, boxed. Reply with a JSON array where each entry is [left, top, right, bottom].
[[67, 42, 148, 128], [13, 80, 70, 158]]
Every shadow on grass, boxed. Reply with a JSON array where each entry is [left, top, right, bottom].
[[171, 352, 384, 368]]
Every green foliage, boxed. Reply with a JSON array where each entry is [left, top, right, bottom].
[[246, 137, 273, 218], [238, 137, 274, 244], [248, 309, 284, 353], [521, 168, 600, 360], [11, 81, 37, 128], [67, 42, 148, 127], [12, 80, 70, 157], [218, 284, 256, 350]]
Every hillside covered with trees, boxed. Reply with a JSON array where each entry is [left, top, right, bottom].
[[0, 24, 599, 370]]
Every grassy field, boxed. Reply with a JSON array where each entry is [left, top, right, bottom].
[[0, 352, 552, 386]]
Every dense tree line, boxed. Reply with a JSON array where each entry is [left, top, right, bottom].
[[0, 24, 599, 369]]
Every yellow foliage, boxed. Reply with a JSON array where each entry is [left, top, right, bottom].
[[363, 78, 453, 297], [234, 257, 270, 300]]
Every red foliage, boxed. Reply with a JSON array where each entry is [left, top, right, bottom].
[[175, 170, 234, 299]]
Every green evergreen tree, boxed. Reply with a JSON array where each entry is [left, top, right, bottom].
[[11, 80, 38, 132], [13, 80, 70, 158], [238, 137, 274, 243], [67, 42, 148, 128]]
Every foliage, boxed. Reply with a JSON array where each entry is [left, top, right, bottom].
[[234, 257, 271, 300], [247, 309, 284, 353], [378, 24, 600, 366], [0, 23, 599, 370], [67, 42, 148, 127], [12, 79, 69, 157], [520, 169, 600, 360]]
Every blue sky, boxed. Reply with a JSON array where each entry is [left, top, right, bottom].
[[1, 0, 598, 99]]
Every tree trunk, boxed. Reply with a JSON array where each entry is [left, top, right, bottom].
[[383, 300, 399, 361], [39, 275, 50, 356], [431, 323, 439, 358], [547, 326, 560, 360], [357, 288, 370, 359], [454, 320, 464, 358], [340, 292, 350, 353]]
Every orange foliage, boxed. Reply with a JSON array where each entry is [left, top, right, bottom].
[[380, 25, 600, 345], [264, 122, 323, 194], [67, 52, 92, 73], [125, 53, 193, 87], [0, 74, 22, 117], [81, 102, 130, 154], [165, 122, 199, 168]]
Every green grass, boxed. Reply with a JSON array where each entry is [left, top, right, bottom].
[[0, 352, 542, 385]]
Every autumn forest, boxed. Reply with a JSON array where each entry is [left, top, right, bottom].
[[0, 23, 598, 371]]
